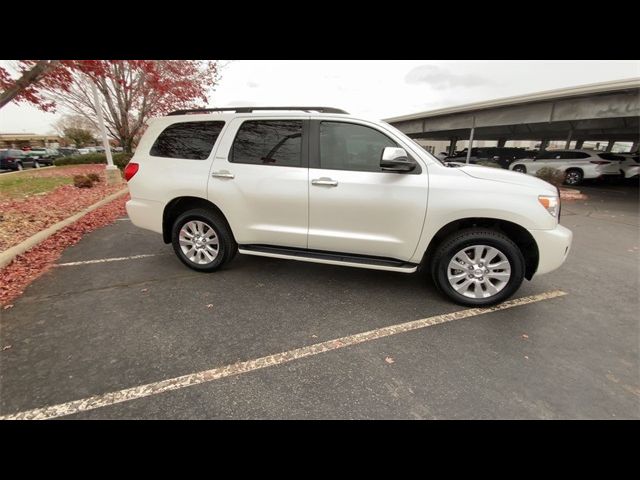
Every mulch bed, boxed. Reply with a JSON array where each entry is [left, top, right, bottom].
[[0, 165, 122, 252], [0, 194, 129, 308]]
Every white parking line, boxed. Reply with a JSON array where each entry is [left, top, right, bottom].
[[0, 289, 567, 420], [54, 254, 160, 267]]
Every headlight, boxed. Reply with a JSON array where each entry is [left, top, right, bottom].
[[538, 195, 559, 217]]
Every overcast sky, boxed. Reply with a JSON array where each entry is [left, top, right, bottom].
[[1, 60, 638, 134]]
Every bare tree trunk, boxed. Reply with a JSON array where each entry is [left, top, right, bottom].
[[0, 61, 59, 110]]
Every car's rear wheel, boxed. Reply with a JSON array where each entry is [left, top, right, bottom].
[[171, 208, 237, 272], [512, 165, 527, 174], [431, 228, 525, 306], [564, 168, 583, 186]]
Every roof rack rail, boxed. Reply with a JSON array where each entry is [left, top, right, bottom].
[[167, 106, 349, 116]]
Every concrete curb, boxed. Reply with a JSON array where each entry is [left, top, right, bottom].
[[0, 187, 129, 270], [0, 166, 55, 176]]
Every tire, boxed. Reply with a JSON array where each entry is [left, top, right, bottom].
[[171, 208, 237, 272], [564, 168, 583, 186], [512, 165, 526, 174], [34, 161, 40, 168], [16, 163, 23, 171], [430, 228, 525, 307]]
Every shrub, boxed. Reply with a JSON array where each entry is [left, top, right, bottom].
[[73, 175, 94, 188], [55, 153, 133, 170], [536, 167, 565, 187], [86, 173, 101, 183]]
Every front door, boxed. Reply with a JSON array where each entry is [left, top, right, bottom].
[[308, 120, 428, 261]]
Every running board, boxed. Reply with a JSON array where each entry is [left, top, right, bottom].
[[238, 245, 418, 273]]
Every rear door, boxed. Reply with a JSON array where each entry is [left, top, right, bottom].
[[307, 119, 428, 261], [207, 117, 309, 248]]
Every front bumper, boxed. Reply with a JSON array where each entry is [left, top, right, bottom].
[[529, 224, 573, 276]]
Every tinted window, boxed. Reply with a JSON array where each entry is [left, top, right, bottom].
[[150, 121, 224, 160], [320, 122, 397, 172], [598, 153, 623, 161], [536, 151, 557, 160], [230, 120, 302, 167], [559, 151, 590, 159]]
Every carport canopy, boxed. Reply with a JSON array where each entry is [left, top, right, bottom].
[[385, 78, 640, 154]]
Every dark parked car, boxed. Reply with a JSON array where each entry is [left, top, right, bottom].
[[0, 149, 45, 171], [23, 148, 60, 166], [445, 147, 532, 169], [57, 147, 81, 157]]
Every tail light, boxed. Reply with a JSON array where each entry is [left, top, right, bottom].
[[123, 162, 139, 181], [590, 160, 610, 165]]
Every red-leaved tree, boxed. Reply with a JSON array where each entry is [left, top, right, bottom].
[[0, 60, 220, 152]]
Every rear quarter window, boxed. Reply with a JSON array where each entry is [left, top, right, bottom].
[[150, 121, 225, 160]]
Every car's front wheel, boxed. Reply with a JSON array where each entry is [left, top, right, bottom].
[[512, 165, 527, 174], [171, 208, 237, 272], [431, 228, 525, 306]]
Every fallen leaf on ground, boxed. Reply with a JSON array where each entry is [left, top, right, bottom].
[[2, 345, 12, 351], [3, 304, 13, 310], [311, 334, 318, 338], [141, 288, 148, 293], [206, 304, 213, 308], [522, 334, 529, 339], [524, 355, 529, 360], [385, 356, 395, 364], [0, 195, 128, 307]]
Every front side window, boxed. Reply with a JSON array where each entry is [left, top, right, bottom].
[[319, 121, 397, 172], [150, 121, 225, 160], [230, 120, 302, 167]]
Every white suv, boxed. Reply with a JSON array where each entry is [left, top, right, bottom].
[[510, 149, 623, 186], [125, 107, 572, 306]]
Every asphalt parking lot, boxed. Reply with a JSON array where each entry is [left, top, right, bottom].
[[1, 184, 638, 419]]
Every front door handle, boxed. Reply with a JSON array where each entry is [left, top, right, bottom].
[[311, 177, 338, 187], [211, 170, 234, 179]]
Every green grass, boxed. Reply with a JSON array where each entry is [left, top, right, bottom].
[[0, 171, 72, 199]]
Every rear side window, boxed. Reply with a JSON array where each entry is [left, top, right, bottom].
[[150, 121, 224, 160], [560, 151, 590, 159], [598, 153, 623, 161], [230, 120, 302, 167]]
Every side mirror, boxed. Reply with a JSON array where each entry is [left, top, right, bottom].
[[380, 147, 416, 172]]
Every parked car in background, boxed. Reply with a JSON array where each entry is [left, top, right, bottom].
[[0, 149, 43, 170], [77, 147, 96, 155], [58, 147, 81, 157], [445, 147, 531, 169], [617, 152, 639, 179], [510, 149, 624, 186], [23, 148, 60, 166]]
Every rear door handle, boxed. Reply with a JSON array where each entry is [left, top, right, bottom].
[[211, 170, 234, 179], [311, 178, 338, 187]]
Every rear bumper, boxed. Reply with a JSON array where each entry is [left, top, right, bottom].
[[125, 198, 164, 235], [529, 224, 573, 276]]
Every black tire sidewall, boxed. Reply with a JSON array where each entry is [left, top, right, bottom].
[[514, 165, 526, 173], [433, 229, 525, 307], [171, 210, 231, 272], [565, 169, 583, 185]]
